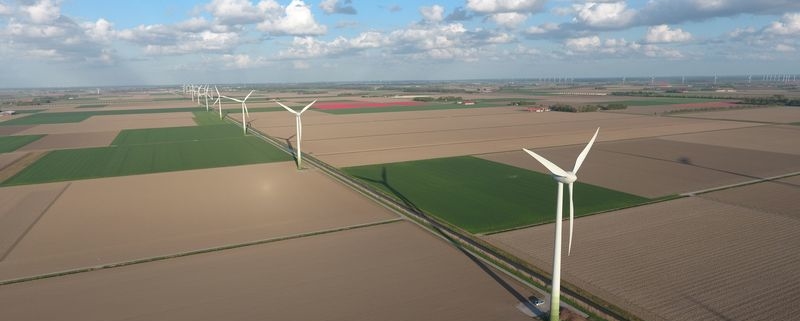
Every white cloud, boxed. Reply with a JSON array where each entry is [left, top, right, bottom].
[[23, 0, 60, 24], [645, 25, 692, 43], [525, 22, 559, 35], [221, 53, 269, 69], [565, 36, 601, 52], [420, 5, 445, 23], [466, 0, 545, 14], [205, 0, 278, 25], [84, 18, 115, 42], [573, 1, 636, 28], [765, 12, 800, 36], [489, 12, 528, 28], [775, 43, 795, 52], [320, 0, 356, 15], [0, 3, 13, 15], [257, 0, 326, 36], [293, 60, 310, 69]]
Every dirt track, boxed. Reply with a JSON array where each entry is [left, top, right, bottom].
[[0, 222, 535, 321], [488, 197, 800, 321], [0, 162, 397, 281]]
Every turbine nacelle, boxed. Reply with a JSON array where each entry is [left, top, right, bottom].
[[554, 172, 577, 184]]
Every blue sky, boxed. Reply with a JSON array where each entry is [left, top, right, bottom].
[[0, 0, 799, 87]]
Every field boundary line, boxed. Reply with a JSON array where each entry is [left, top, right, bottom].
[[681, 171, 800, 196], [0, 218, 402, 286]]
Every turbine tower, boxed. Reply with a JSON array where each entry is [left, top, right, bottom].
[[222, 90, 254, 135], [522, 128, 599, 321], [276, 100, 317, 169], [212, 86, 223, 119]]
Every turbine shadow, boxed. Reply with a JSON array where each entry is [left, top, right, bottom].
[[283, 134, 298, 166], [684, 295, 734, 321], [353, 167, 541, 316]]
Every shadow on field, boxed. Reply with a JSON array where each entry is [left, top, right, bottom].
[[354, 167, 542, 316], [685, 295, 734, 321], [282, 134, 298, 166]]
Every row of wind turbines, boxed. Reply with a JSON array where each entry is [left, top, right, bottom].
[[182, 84, 600, 321], [182, 84, 315, 169]]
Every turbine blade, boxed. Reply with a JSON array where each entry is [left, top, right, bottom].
[[276, 101, 299, 115], [522, 148, 568, 177], [215, 85, 219, 97], [573, 128, 599, 174], [299, 99, 317, 114], [243, 90, 254, 102], [568, 183, 574, 256]]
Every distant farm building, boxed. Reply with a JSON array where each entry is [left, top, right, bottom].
[[0, 110, 16, 116]]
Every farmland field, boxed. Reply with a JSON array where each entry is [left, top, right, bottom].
[[0, 107, 200, 126], [111, 124, 242, 145], [344, 156, 650, 233], [2, 128, 290, 186], [616, 97, 723, 106], [0, 135, 44, 153]]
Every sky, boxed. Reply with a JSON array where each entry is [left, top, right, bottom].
[[0, 0, 799, 87]]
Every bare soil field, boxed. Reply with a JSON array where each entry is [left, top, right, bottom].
[[15, 112, 196, 135], [478, 140, 750, 198], [0, 222, 535, 321], [675, 106, 800, 123], [0, 125, 34, 135], [488, 197, 800, 321], [16, 131, 118, 151], [0, 183, 68, 260], [663, 125, 800, 155], [0, 152, 26, 171], [247, 107, 758, 167], [0, 152, 46, 183], [698, 175, 800, 219], [0, 162, 397, 281]]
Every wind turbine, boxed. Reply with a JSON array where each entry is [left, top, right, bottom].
[[203, 85, 210, 111], [522, 128, 599, 321], [212, 86, 223, 119], [275, 99, 317, 169], [222, 90, 253, 135]]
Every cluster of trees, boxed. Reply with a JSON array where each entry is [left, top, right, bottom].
[[549, 103, 627, 112], [741, 95, 800, 106], [413, 96, 463, 102], [611, 91, 740, 100], [507, 100, 537, 106]]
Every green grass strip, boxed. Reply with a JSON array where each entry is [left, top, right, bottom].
[[0, 107, 202, 126], [76, 104, 109, 108], [112, 124, 243, 145], [2, 136, 291, 186], [344, 156, 650, 234], [0, 135, 45, 153], [192, 111, 230, 126]]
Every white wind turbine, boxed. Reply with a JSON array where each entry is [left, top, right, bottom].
[[222, 90, 253, 135], [275, 100, 317, 169], [203, 85, 210, 111], [522, 128, 599, 321], [212, 86, 223, 119], [190, 84, 195, 102]]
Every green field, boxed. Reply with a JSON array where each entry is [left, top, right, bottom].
[[344, 156, 650, 234], [0, 107, 200, 126], [2, 124, 291, 186], [0, 135, 45, 153], [76, 104, 109, 108], [616, 97, 722, 106], [192, 111, 230, 126]]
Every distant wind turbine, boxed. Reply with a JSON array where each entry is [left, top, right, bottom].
[[222, 90, 254, 135], [522, 128, 599, 321], [212, 86, 222, 119], [276, 100, 317, 169]]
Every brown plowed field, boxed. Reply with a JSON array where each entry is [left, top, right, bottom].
[[699, 175, 800, 219], [488, 197, 800, 321], [0, 125, 34, 135], [0, 152, 27, 171], [16, 131, 118, 151], [246, 107, 758, 167], [663, 125, 800, 155], [678, 106, 800, 123], [0, 162, 397, 281], [0, 222, 535, 321], [16, 112, 196, 135], [0, 183, 68, 260]]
